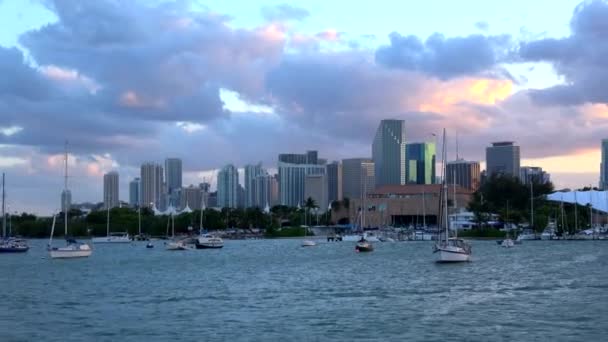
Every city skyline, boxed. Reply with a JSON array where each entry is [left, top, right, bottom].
[[1, 0, 608, 214]]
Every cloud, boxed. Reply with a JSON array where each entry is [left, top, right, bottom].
[[519, 0, 608, 106], [261, 3, 310, 21], [375, 32, 512, 79], [475, 21, 490, 32]]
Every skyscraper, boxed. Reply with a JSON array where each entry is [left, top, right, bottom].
[[446, 160, 481, 192], [217, 164, 239, 208], [342, 158, 375, 200], [245, 163, 264, 208], [520, 166, 551, 185], [278, 151, 325, 207], [372, 119, 406, 187], [164, 158, 182, 195], [305, 174, 328, 213], [405, 142, 436, 184], [254, 173, 279, 208], [601, 139, 608, 190], [326, 161, 343, 204], [141, 162, 163, 208], [103, 171, 119, 209], [61, 189, 71, 213], [181, 184, 203, 210], [129, 177, 140, 207], [485, 142, 521, 179]]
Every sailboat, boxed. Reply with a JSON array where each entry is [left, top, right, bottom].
[[91, 201, 130, 243], [433, 129, 471, 262], [48, 143, 92, 259], [165, 204, 190, 250], [0, 173, 29, 253], [196, 191, 224, 249], [355, 175, 374, 252]]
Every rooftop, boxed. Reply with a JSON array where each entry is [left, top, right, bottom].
[[370, 184, 474, 196]]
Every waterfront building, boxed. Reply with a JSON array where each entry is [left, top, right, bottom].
[[485, 141, 520, 178], [372, 119, 406, 187], [129, 177, 140, 207], [342, 158, 375, 200], [103, 171, 119, 209], [405, 142, 436, 184], [141, 162, 163, 208], [217, 164, 239, 208], [446, 160, 481, 192]]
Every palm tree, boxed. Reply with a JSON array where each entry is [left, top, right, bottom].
[[304, 197, 317, 226]]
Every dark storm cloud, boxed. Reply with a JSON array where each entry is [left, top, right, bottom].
[[519, 0, 608, 105], [375, 32, 512, 79], [261, 3, 310, 21]]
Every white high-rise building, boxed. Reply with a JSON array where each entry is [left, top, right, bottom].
[[278, 151, 325, 207], [217, 164, 239, 208], [245, 163, 265, 208], [103, 171, 119, 209], [129, 177, 140, 207], [141, 162, 163, 208], [372, 119, 406, 187]]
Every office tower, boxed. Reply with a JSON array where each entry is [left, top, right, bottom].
[[164, 158, 182, 195], [326, 161, 343, 204], [182, 185, 203, 210], [446, 160, 481, 192], [278, 151, 325, 207], [405, 142, 436, 184], [601, 139, 608, 189], [207, 191, 218, 208], [129, 177, 140, 207], [141, 162, 163, 208], [485, 141, 520, 178], [61, 189, 72, 213], [520, 166, 551, 185], [254, 173, 279, 207], [245, 163, 265, 208], [217, 164, 239, 208], [304, 174, 328, 213], [342, 158, 375, 199], [372, 119, 406, 187], [103, 171, 119, 209]]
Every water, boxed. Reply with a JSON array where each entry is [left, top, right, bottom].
[[1, 239, 607, 341]]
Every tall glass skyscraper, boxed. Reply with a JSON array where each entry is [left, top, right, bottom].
[[217, 164, 239, 208], [164, 158, 182, 194], [372, 119, 406, 187], [405, 142, 436, 184], [278, 150, 325, 207], [129, 177, 140, 207], [141, 162, 163, 208], [485, 142, 520, 179], [244, 163, 265, 208]]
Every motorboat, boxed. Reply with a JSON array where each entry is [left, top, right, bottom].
[[196, 233, 224, 249], [166, 239, 191, 251], [92, 232, 131, 244], [355, 239, 374, 252], [0, 238, 30, 253], [146, 242, 154, 248], [301, 239, 316, 247], [501, 238, 515, 248]]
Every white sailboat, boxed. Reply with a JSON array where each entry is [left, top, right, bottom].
[[91, 203, 130, 243], [196, 190, 224, 249], [165, 205, 190, 250], [433, 129, 471, 262], [48, 143, 92, 259]]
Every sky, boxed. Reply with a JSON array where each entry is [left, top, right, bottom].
[[0, 0, 607, 214]]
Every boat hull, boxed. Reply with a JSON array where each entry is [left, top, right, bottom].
[[0, 246, 29, 253], [301, 240, 316, 247], [92, 236, 131, 243], [195, 243, 224, 249], [49, 246, 92, 259], [501, 239, 515, 248], [355, 242, 374, 252], [434, 247, 471, 263]]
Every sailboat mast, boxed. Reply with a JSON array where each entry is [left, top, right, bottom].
[[106, 194, 110, 237], [138, 206, 142, 236], [574, 191, 579, 232], [422, 190, 426, 228], [64, 142, 68, 236], [530, 182, 534, 230], [2, 173, 5, 239], [442, 129, 448, 241]]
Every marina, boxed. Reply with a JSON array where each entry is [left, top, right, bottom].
[[2, 238, 607, 341]]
